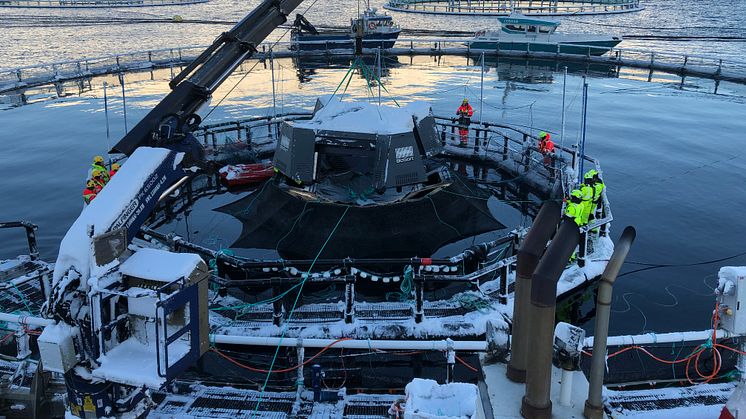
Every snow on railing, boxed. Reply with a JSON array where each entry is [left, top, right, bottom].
[[383, 0, 642, 16]]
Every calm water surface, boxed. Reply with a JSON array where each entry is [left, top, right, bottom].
[[1, 0, 746, 336]]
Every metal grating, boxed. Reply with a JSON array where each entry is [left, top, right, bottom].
[[356, 302, 413, 320], [292, 303, 344, 322], [605, 382, 735, 414]]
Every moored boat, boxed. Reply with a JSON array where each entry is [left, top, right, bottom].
[[468, 13, 622, 56], [291, 7, 401, 51]]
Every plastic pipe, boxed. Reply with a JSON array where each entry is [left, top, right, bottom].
[[0, 312, 56, 328], [210, 335, 487, 351], [507, 201, 561, 383], [583, 328, 731, 348], [558, 369, 573, 407], [584, 226, 636, 419], [521, 219, 580, 419]]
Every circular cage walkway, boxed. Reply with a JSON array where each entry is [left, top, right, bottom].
[[0, 0, 207, 8], [383, 0, 642, 16]]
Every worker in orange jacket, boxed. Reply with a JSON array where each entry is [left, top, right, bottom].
[[109, 163, 121, 178], [456, 98, 473, 147], [83, 180, 98, 204], [538, 131, 555, 168]]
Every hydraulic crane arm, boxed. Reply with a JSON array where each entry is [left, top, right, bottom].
[[112, 0, 305, 156]]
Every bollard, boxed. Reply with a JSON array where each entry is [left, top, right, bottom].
[[584, 227, 636, 419], [506, 201, 561, 383], [521, 220, 580, 419]]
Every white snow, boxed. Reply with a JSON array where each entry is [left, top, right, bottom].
[[53, 147, 179, 287], [293, 97, 433, 135], [119, 248, 202, 283], [93, 336, 190, 389], [404, 378, 478, 419]]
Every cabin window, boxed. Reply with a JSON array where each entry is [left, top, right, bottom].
[[528, 25, 538, 33], [505, 24, 525, 32], [538, 26, 552, 33]]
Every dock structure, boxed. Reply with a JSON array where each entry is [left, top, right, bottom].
[[2, 39, 745, 101], [0, 0, 207, 8], [383, 0, 642, 16]]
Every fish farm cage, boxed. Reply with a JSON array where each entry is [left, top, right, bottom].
[[383, 0, 642, 16], [0, 0, 207, 8], [135, 110, 613, 340]]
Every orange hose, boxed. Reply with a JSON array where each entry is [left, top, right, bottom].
[[211, 337, 352, 374]]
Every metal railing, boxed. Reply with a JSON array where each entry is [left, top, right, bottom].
[[383, 0, 642, 15], [0, 0, 207, 7], [3, 38, 745, 97]]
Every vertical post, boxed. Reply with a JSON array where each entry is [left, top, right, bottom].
[[270, 48, 277, 122], [272, 286, 284, 326], [507, 201, 561, 383], [479, 52, 485, 122], [446, 340, 456, 383], [377, 47, 382, 106], [296, 340, 305, 392], [414, 276, 424, 323], [577, 78, 588, 184], [344, 278, 355, 323], [578, 231, 587, 267], [584, 227, 636, 419], [560, 67, 567, 151], [103, 82, 112, 166], [118, 73, 128, 134], [499, 264, 508, 304]]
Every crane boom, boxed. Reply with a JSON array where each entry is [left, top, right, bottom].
[[112, 0, 305, 157]]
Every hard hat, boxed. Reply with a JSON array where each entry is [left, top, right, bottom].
[[539, 131, 550, 140], [112, 163, 121, 171], [462, 98, 469, 103], [86, 179, 96, 188], [570, 190, 582, 199], [93, 155, 104, 165], [92, 169, 103, 178], [584, 169, 598, 180]]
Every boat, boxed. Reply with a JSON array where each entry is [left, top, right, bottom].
[[290, 7, 401, 51], [218, 162, 275, 187], [468, 13, 622, 56]]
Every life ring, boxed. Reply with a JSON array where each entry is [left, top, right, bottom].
[[368, 22, 376, 30]]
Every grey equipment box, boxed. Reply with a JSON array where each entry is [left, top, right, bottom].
[[273, 100, 442, 189]]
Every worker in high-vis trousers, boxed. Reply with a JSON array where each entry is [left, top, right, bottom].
[[456, 98, 473, 146], [584, 169, 605, 226]]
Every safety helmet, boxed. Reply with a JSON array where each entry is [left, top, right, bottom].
[[570, 190, 583, 202], [86, 179, 96, 188], [92, 169, 103, 178], [112, 163, 121, 171], [93, 155, 105, 165], [583, 169, 598, 180], [462, 98, 469, 104], [539, 131, 550, 140]]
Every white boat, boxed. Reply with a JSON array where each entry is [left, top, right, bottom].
[[469, 13, 622, 56]]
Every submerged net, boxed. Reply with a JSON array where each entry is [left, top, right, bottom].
[[216, 174, 505, 260]]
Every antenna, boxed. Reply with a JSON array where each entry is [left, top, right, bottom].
[[577, 77, 589, 184], [377, 47, 382, 106], [479, 52, 485, 122], [270, 48, 277, 132], [118, 73, 128, 134], [560, 66, 567, 151], [103, 82, 112, 166]]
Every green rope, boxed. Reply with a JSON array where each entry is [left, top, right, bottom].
[[11, 283, 34, 315], [386, 265, 414, 302], [251, 206, 350, 416]]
